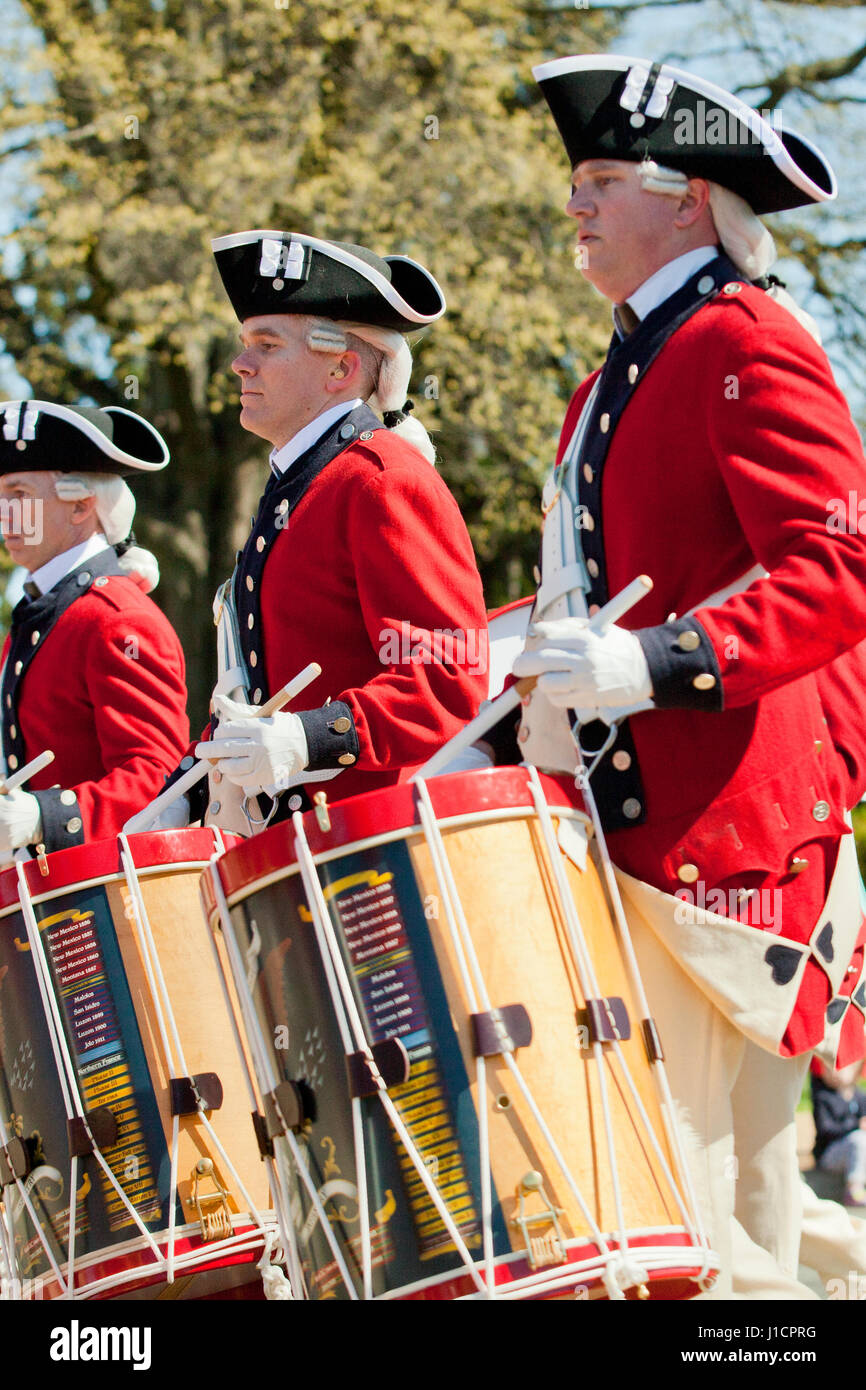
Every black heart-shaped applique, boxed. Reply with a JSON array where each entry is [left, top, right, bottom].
[[826, 997, 848, 1025], [814, 922, 834, 963], [764, 944, 801, 986]]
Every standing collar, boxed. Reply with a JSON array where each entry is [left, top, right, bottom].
[[269, 398, 364, 477], [621, 245, 719, 329], [28, 533, 111, 597]]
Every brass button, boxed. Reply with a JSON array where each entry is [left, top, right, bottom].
[[628, 363, 639, 383], [587, 558, 599, 579], [677, 863, 700, 883], [256, 536, 266, 552], [583, 463, 594, 484], [697, 275, 715, 295], [812, 800, 830, 822], [677, 630, 701, 652], [272, 277, 284, 291], [8, 725, 15, 740], [249, 651, 258, 667], [7, 755, 18, 770], [599, 413, 610, 433], [247, 614, 254, 629], [246, 576, 254, 592], [65, 817, 82, 834], [338, 753, 356, 765], [588, 603, 600, 616], [94, 576, 108, 588], [622, 798, 642, 819], [612, 750, 632, 771], [360, 430, 374, 440], [60, 790, 77, 805], [332, 716, 351, 734], [789, 857, 809, 875], [13, 662, 22, 675], [277, 499, 289, 514], [583, 513, 595, 532], [180, 755, 195, 770], [253, 688, 262, 703], [31, 631, 40, 645], [288, 794, 303, 811], [693, 673, 716, 691], [339, 423, 355, 440], [722, 281, 742, 296]]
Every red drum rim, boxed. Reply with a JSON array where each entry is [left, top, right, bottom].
[[0, 827, 237, 912], [210, 766, 585, 905], [487, 595, 534, 622]]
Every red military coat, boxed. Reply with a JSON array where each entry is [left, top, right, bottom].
[[188, 407, 488, 817], [1, 554, 189, 852], [554, 273, 866, 1055]]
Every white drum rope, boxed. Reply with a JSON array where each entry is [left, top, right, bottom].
[[415, 773, 615, 1291], [291, 811, 489, 1299], [569, 761, 713, 1265], [15, 862, 165, 1291], [207, 863, 306, 1296], [0, 1108, 68, 1297], [525, 768, 640, 1293]]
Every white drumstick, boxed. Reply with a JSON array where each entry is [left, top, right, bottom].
[[412, 576, 653, 779], [122, 662, 322, 833], [0, 749, 55, 795]]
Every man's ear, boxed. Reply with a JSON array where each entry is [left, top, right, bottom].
[[324, 350, 363, 395], [69, 492, 100, 529], [674, 177, 711, 229]]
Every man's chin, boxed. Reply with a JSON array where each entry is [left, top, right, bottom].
[[238, 405, 274, 442]]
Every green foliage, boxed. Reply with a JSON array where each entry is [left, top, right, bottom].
[[0, 0, 615, 720]]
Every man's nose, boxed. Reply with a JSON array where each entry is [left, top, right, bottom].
[[566, 187, 592, 218], [232, 351, 254, 376]]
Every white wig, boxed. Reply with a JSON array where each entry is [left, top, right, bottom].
[[53, 472, 160, 591], [304, 318, 437, 464], [637, 158, 822, 344]]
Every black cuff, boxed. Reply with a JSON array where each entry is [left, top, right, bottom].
[[32, 789, 85, 854], [163, 754, 208, 825], [297, 702, 360, 771], [637, 618, 723, 711]]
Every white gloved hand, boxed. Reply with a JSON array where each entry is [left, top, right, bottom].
[[512, 618, 653, 715], [0, 788, 42, 858], [196, 693, 309, 795], [430, 743, 495, 778]]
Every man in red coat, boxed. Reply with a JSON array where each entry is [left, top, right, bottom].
[[0, 401, 189, 856], [503, 56, 866, 1296], [151, 232, 487, 834]]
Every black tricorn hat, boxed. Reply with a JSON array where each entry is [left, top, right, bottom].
[[212, 231, 446, 331], [0, 401, 170, 476], [533, 55, 837, 215]]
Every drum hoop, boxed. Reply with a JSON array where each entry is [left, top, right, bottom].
[[28, 1218, 271, 1300], [0, 859, 212, 918], [372, 1226, 714, 1301], [211, 805, 593, 915]]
